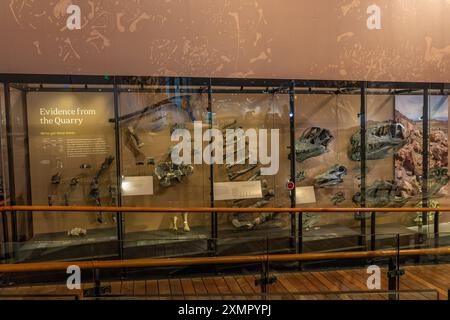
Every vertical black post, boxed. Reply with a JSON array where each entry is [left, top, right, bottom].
[[289, 81, 298, 254], [388, 258, 397, 300], [4, 83, 18, 244], [388, 234, 402, 300], [370, 211, 376, 251], [20, 90, 33, 240], [208, 83, 217, 255], [359, 82, 367, 249], [434, 210, 439, 248], [0, 211, 7, 259], [21, 90, 32, 207], [0, 84, 10, 258], [94, 268, 101, 298], [422, 88, 429, 231], [113, 81, 124, 261]]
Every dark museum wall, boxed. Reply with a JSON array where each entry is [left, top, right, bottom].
[[1, 0, 450, 82]]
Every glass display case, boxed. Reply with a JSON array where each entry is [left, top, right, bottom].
[[426, 90, 450, 236], [295, 85, 362, 253], [118, 80, 211, 258], [0, 76, 449, 263], [0, 84, 6, 259], [364, 86, 425, 249], [212, 86, 292, 255], [5, 82, 119, 261]]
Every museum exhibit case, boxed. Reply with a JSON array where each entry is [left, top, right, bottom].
[[294, 86, 363, 255], [0, 75, 449, 266]]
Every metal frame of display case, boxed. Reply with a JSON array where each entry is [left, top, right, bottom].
[[0, 74, 448, 261]]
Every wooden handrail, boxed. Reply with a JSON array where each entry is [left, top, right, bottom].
[[0, 247, 449, 273], [0, 205, 448, 213]]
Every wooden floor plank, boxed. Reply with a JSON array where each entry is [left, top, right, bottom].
[[223, 276, 246, 300], [235, 276, 258, 300], [169, 279, 184, 299], [180, 278, 195, 300], [158, 279, 171, 300], [2, 263, 450, 300], [202, 277, 221, 300], [110, 281, 122, 296], [146, 280, 159, 298], [120, 280, 134, 296], [191, 278, 209, 300], [243, 275, 260, 294], [133, 280, 146, 297], [214, 277, 234, 300]]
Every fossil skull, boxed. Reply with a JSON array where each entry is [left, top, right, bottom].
[[289, 127, 334, 163], [350, 121, 407, 161], [314, 164, 348, 188]]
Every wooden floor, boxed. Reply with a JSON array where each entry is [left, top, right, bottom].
[[0, 264, 449, 300]]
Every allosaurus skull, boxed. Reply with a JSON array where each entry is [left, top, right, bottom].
[[290, 127, 334, 162], [350, 121, 407, 161]]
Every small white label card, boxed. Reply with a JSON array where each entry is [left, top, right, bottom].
[[121, 176, 154, 196], [214, 181, 262, 201], [296, 186, 316, 204]]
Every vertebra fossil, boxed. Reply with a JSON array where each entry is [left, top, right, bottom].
[[331, 192, 345, 206], [314, 164, 347, 188], [289, 127, 334, 163], [67, 228, 87, 237], [295, 171, 306, 183], [155, 161, 194, 187], [350, 121, 407, 161]]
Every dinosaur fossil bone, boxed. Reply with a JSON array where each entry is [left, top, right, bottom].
[[314, 164, 348, 188], [289, 127, 334, 163], [350, 121, 407, 161]]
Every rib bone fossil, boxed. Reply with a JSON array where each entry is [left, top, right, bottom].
[[228, 164, 258, 181]]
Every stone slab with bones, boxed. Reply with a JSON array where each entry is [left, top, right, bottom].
[[289, 127, 334, 163], [352, 180, 408, 209], [350, 121, 407, 161]]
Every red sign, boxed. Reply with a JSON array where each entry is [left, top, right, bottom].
[[286, 181, 295, 190]]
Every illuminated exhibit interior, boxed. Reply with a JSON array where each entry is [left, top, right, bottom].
[[0, 77, 449, 265]]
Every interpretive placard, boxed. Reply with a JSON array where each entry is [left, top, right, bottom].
[[296, 186, 316, 204], [122, 176, 154, 196], [214, 181, 262, 201]]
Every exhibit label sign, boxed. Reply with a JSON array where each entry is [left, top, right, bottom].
[[26, 91, 115, 206], [214, 181, 263, 201], [296, 186, 317, 205], [121, 176, 154, 196]]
